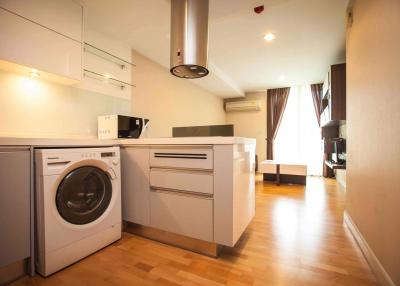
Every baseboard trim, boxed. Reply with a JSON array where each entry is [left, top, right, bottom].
[[0, 259, 27, 285], [124, 222, 222, 258], [343, 211, 395, 286]]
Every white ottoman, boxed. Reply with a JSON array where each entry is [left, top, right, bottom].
[[259, 160, 307, 185]]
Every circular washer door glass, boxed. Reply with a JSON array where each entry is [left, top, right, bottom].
[[56, 166, 112, 225]]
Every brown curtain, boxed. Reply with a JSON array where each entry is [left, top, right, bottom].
[[311, 83, 330, 177], [266, 87, 290, 160], [310, 83, 323, 126]]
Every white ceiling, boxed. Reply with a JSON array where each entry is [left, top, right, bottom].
[[83, 0, 347, 98]]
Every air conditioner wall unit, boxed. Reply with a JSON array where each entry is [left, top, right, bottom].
[[225, 100, 261, 112]]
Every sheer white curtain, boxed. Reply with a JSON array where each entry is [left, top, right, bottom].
[[274, 85, 323, 176]]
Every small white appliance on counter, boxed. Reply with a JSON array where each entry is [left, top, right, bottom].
[[35, 147, 121, 276], [98, 115, 149, 139]]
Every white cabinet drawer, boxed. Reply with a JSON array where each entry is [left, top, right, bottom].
[[150, 190, 213, 242], [150, 147, 213, 170], [150, 168, 213, 195], [0, 0, 83, 42], [0, 8, 82, 81]]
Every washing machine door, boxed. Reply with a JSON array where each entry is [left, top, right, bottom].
[[56, 166, 112, 225]]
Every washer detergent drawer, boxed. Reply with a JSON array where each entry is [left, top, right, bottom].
[[149, 189, 213, 242], [150, 168, 213, 195], [149, 147, 213, 170]]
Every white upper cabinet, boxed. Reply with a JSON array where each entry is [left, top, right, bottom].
[[0, 0, 82, 42], [76, 26, 134, 100], [0, 0, 83, 83]]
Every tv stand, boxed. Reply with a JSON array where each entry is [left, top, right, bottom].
[[325, 160, 346, 170]]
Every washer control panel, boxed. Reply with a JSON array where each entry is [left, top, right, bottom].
[[101, 152, 116, 158], [80, 152, 98, 159]]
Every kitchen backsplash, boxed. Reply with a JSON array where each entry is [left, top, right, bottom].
[[0, 70, 131, 138]]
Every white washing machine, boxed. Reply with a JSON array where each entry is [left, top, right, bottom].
[[35, 147, 121, 276]]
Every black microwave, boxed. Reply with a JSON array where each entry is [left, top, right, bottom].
[[98, 115, 149, 139]]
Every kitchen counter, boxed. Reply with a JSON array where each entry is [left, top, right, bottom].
[[119, 136, 255, 146], [121, 138, 256, 253], [0, 137, 117, 147], [0, 136, 255, 147], [1, 135, 256, 257]]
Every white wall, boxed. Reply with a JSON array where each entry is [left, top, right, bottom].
[[225, 92, 266, 162], [0, 49, 227, 139], [346, 0, 400, 284], [0, 69, 130, 138], [131, 50, 226, 138]]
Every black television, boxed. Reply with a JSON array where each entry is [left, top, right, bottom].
[[332, 138, 346, 164]]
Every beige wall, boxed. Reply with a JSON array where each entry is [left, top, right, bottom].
[[0, 50, 226, 139], [0, 69, 130, 138], [225, 92, 266, 162], [131, 50, 226, 137], [346, 0, 400, 284]]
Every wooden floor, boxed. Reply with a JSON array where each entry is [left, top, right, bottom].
[[13, 177, 377, 286]]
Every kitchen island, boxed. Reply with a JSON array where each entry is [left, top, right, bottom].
[[120, 137, 256, 256]]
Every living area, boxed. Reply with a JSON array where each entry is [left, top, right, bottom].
[[226, 64, 346, 188]]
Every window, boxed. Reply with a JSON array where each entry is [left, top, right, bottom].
[[274, 85, 323, 176]]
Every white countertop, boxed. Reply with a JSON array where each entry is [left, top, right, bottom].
[[119, 137, 256, 146], [0, 136, 256, 147]]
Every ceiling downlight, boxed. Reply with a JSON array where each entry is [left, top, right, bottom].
[[264, 33, 276, 42]]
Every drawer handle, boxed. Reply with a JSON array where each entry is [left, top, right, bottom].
[[150, 186, 213, 199], [154, 155, 207, 159], [155, 153, 207, 156], [150, 167, 213, 174], [154, 153, 207, 160]]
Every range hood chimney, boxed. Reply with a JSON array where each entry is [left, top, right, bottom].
[[170, 0, 209, 79]]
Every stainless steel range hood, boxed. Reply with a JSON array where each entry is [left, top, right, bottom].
[[170, 0, 209, 79]]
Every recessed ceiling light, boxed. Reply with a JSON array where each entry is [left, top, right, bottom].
[[279, 75, 285, 81], [30, 69, 40, 77], [264, 33, 276, 42]]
